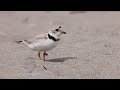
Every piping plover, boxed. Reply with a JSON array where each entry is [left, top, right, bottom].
[[15, 26, 66, 60]]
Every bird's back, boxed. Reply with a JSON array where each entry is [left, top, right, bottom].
[[28, 36, 59, 51]]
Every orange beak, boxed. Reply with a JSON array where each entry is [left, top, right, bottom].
[[61, 31, 67, 34]]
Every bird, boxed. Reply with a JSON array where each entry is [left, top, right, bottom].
[[15, 26, 66, 60]]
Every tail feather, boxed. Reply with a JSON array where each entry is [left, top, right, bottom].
[[14, 41, 23, 44], [15, 40, 29, 45], [22, 40, 30, 45]]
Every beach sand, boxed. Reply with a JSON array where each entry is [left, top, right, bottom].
[[0, 11, 120, 79]]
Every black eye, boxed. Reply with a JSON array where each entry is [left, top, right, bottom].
[[56, 29, 59, 31]]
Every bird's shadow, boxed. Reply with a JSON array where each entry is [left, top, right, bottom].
[[45, 57, 77, 62]]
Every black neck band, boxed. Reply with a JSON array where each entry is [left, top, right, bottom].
[[48, 34, 60, 42]]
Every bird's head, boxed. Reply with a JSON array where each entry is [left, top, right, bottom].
[[49, 26, 66, 38]]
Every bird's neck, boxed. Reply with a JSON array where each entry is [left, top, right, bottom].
[[48, 33, 60, 42]]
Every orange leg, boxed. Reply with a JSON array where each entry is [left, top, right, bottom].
[[43, 52, 48, 61], [38, 51, 42, 60]]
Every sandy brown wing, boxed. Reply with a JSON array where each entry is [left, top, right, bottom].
[[32, 33, 48, 41]]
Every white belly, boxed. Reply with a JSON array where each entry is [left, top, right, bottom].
[[28, 39, 59, 51]]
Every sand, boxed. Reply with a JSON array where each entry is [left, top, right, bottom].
[[0, 11, 120, 79]]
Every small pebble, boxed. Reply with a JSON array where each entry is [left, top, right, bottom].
[[43, 66, 47, 70]]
